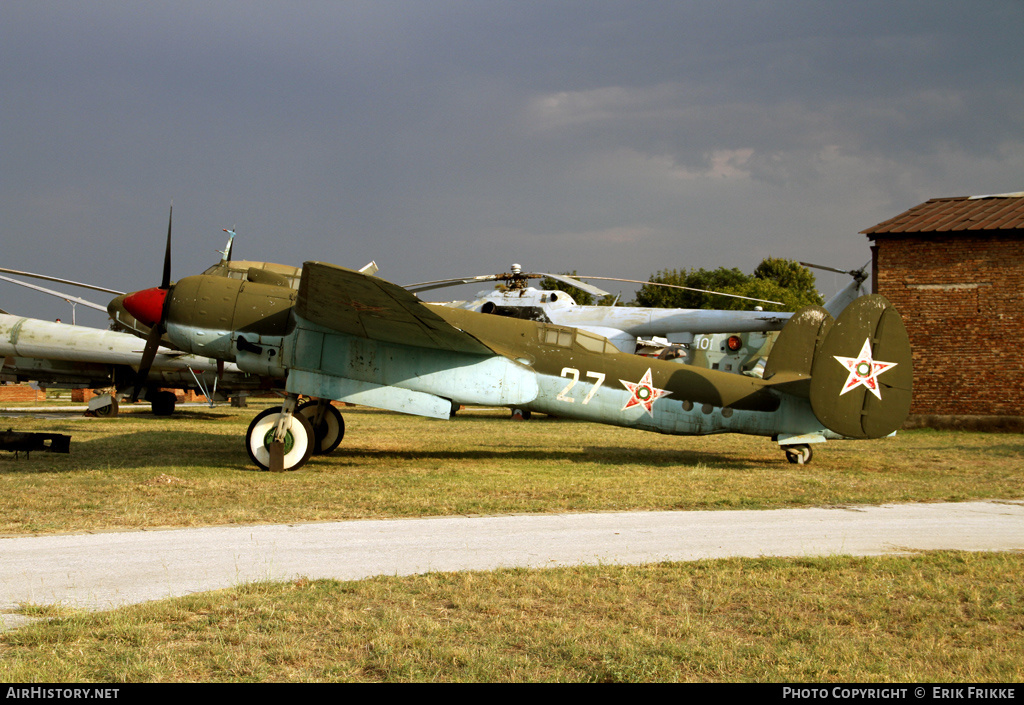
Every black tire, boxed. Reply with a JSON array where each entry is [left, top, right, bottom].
[[296, 400, 345, 454], [784, 444, 813, 465], [151, 391, 176, 416], [94, 398, 119, 417]]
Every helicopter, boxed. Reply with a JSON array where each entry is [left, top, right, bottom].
[[408, 264, 795, 353]]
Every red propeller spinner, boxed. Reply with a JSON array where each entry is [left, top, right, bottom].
[[122, 287, 168, 328]]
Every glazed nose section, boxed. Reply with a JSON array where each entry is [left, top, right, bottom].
[[122, 287, 168, 328]]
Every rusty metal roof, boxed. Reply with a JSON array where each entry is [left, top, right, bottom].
[[862, 192, 1024, 236]]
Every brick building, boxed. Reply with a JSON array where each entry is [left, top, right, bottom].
[[862, 192, 1024, 422]]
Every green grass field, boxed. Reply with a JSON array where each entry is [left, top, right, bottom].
[[1, 404, 1021, 533], [1, 403, 1021, 681]]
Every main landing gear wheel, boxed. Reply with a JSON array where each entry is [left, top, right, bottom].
[[296, 400, 345, 454], [246, 406, 315, 471], [784, 444, 813, 465]]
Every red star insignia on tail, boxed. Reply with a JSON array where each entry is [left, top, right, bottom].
[[834, 338, 898, 400], [620, 368, 671, 416]]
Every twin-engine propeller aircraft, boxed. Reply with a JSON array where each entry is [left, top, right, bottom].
[[116, 239, 913, 471]]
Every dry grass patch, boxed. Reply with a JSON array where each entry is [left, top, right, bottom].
[[2, 551, 1021, 682]]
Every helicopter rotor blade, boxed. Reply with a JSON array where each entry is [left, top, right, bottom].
[[533, 273, 610, 298], [574, 276, 784, 306], [798, 261, 851, 275], [405, 269, 610, 297], [0, 274, 110, 312], [407, 267, 777, 305], [404, 274, 503, 294], [800, 260, 871, 284], [0, 267, 125, 296]]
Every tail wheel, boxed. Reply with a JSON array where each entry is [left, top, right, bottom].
[[296, 400, 345, 454], [93, 398, 119, 417], [784, 444, 813, 465], [246, 406, 314, 471]]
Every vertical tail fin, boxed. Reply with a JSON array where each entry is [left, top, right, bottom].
[[810, 295, 913, 438], [765, 295, 913, 439], [762, 305, 833, 389]]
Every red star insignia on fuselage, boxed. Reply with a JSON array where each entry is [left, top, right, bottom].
[[620, 368, 671, 416], [833, 338, 898, 400]]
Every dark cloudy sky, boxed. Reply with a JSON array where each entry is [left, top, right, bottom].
[[3, 1, 1022, 327]]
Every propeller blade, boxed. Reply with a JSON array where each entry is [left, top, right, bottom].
[[574, 276, 785, 306], [131, 323, 164, 402], [129, 203, 175, 402], [161, 205, 173, 289]]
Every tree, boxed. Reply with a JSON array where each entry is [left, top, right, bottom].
[[744, 257, 823, 311], [634, 267, 750, 309], [754, 257, 819, 295], [633, 259, 822, 311]]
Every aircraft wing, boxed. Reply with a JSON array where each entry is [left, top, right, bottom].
[[297, 261, 494, 356]]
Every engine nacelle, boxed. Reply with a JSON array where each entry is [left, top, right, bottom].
[[163, 275, 297, 362]]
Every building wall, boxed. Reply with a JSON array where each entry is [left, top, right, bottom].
[[0, 384, 47, 402], [872, 232, 1024, 416]]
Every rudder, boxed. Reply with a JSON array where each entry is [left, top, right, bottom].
[[809, 295, 913, 439]]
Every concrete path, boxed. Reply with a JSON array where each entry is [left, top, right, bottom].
[[2, 500, 1022, 629]]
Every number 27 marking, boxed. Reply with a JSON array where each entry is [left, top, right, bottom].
[[557, 367, 606, 404]]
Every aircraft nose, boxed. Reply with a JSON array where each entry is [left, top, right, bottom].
[[122, 287, 168, 328]]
